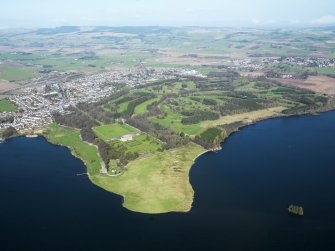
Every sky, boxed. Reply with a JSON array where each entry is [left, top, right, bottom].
[[1, 0, 335, 28]]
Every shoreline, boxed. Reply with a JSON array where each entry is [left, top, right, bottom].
[[3, 107, 335, 214]]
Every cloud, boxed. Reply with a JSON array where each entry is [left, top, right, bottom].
[[251, 18, 275, 25], [311, 16, 335, 25]]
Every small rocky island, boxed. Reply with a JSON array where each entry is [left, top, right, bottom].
[[288, 205, 304, 216]]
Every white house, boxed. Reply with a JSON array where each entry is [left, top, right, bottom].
[[120, 134, 133, 142]]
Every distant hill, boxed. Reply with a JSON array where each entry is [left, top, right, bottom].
[[36, 26, 80, 35]]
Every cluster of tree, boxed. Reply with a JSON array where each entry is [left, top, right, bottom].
[[271, 86, 306, 95], [189, 97, 218, 106], [0, 115, 14, 124], [282, 105, 319, 115], [54, 109, 141, 169], [220, 121, 246, 135], [282, 95, 328, 116], [195, 79, 235, 92], [77, 103, 114, 124], [266, 70, 315, 80], [1, 126, 17, 139], [189, 97, 202, 103], [114, 96, 134, 105], [194, 127, 226, 149], [95, 138, 138, 167], [203, 98, 218, 106], [294, 95, 327, 107], [181, 110, 220, 125], [265, 71, 282, 78], [127, 116, 190, 149], [122, 94, 155, 117], [254, 82, 273, 89], [208, 71, 240, 78], [298, 96, 318, 106], [147, 103, 166, 117], [99, 90, 129, 105], [218, 98, 267, 116], [53, 107, 99, 129], [226, 91, 258, 99], [273, 86, 328, 107]]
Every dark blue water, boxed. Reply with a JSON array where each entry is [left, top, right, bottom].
[[1, 111, 335, 251]]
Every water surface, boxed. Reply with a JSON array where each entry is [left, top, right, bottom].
[[1, 111, 335, 250]]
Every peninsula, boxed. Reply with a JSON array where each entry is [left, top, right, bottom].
[[1, 27, 335, 214]]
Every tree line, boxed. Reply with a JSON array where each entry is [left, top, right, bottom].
[[126, 116, 190, 150]]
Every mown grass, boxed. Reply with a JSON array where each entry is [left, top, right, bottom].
[[134, 97, 159, 115], [93, 123, 137, 141], [122, 134, 162, 154], [45, 124, 102, 175], [0, 99, 17, 112], [150, 104, 202, 135], [117, 101, 130, 113], [91, 143, 205, 214]]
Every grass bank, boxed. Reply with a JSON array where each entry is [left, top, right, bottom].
[[44, 123, 204, 214], [44, 124, 101, 175], [91, 143, 204, 214]]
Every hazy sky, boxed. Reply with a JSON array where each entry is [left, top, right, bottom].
[[1, 0, 335, 28]]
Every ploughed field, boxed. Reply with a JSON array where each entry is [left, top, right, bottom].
[[44, 74, 334, 214]]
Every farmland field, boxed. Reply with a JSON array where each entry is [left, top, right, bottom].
[[0, 99, 17, 112]]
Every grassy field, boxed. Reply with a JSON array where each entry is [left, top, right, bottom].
[[0, 99, 17, 112], [121, 134, 162, 154], [151, 116, 202, 136], [93, 123, 137, 141], [150, 104, 203, 135], [45, 123, 204, 213], [117, 101, 130, 113], [91, 143, 204, 214], [45, 124, 102, 175], [0, 66, 40, 82], [134, 97, 159, 115], [199, 107, 286, 128]]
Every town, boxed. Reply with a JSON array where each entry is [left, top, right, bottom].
[[0, 67, 205, 131]]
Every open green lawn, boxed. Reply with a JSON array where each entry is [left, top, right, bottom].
[[93, 123, 137, 141], [91, 143, 204, 214], [122, 134, 162, 154], [0, 99, 17, 112], [150, 104, 202, 135], [45, 124, 102, 175], [177, 97, 212, 111], [117, 101, 130, 113], [151, 116, 202, 136]]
